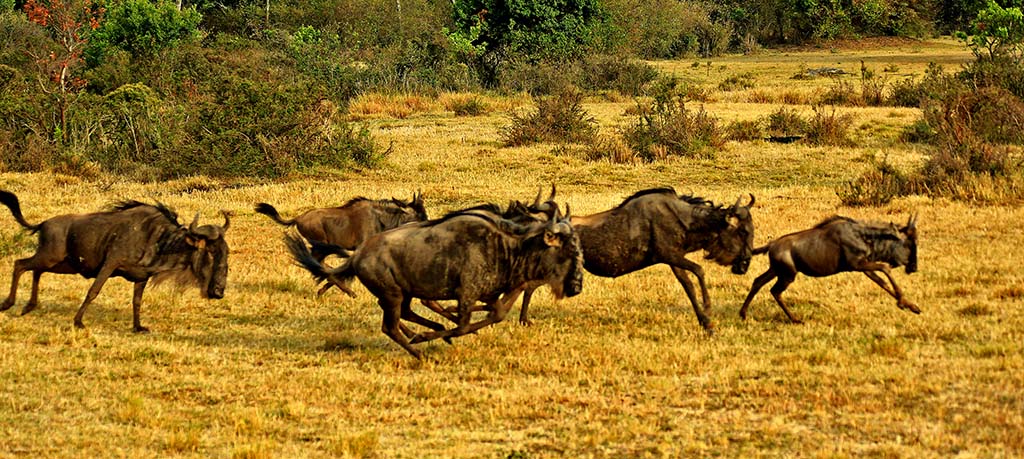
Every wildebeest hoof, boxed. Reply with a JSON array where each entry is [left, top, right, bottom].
[[73, 320, 86, 329], [133, 326, 150, 334], [409, 334, 427, 344], [0, 300, 13, 312], [519, 319, 533, 326], [899, 300, 921, 314], [21, 303, 38, 315]]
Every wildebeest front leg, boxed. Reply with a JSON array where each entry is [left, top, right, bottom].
[[132, 280, 149, 333], [518, 288, 536, 326], [670, 265, 715, 334], [377, 295, 422, 360], [410, 291, 522, 344], [73, 265, 117, 329], [857, 262, 920, 314]]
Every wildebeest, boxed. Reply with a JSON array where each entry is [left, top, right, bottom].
[[287, 206, 583, 359], [255, 191, 427, 262], [516, 187, 756, 332], [739, 214, 919, 323], [0, 191, 230, 332]]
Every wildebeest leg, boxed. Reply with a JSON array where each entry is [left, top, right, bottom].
[[862, 271, 897, 297], [2, 258, 33, 311], [378, 295, 422, 360], [22, 271, 43, 314], [518, 288, 535, 326], [769, 273, 802, 323], [131, 280, 149, 333], [420, 299, 460, 323], [670, 266, 715, 334], [856, 262, 920, 314], [411, 291, 522, 344], [73, 265, 117, 329], [670, 259, 711, 310], [739, 269, 777, 320]]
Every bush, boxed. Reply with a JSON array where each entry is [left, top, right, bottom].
[[500, 89, 597, 146], [582, 133, 637, 163], [765, 107, 807, 138], [819, 77, 862, 106], [621, 88, 723, 160], [725, 119, 764, 142], [837, 156, 910, 206], [805, 106, 854, 146], [85, 0, 202, 65], [579, 55, 659, 96], [718, 72, 756, 91]]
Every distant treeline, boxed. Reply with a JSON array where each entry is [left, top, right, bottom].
[[0, 0, 1020, 179]]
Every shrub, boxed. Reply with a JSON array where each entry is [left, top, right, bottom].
[[837, 157, 909, 206], [582, 133, 637, 163], [820, 78, 862, 106], [500, 89, 597, 146], [805, 106, 854, 146], [765, 106, 807, 138], [726, 119, 764, 142], [445, 94, 490, 116], [579, 55, 659, 96], [85, 0, 202, 65], [621, 89, 723, 160], [718, 72, 756, 91]]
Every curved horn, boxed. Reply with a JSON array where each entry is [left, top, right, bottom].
[[747, 193, 755, 208], [189, 212, 200, 233], [733, 195, 743, 209], [547, 184, 557, 202], [532, 187, 543, 207], [221, 210, 231, 232], [563, 202, 571, 221], [908, 212, 917, 229]]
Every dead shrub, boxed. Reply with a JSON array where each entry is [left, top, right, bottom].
[[499, 89, 597, 147]]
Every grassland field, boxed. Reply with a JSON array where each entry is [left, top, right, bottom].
[[1, 38, 1022, 458]]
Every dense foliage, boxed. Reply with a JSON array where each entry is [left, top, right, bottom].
[[0, 0, 1019, 179]]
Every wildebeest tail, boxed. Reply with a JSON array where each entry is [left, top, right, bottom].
[[0, 190, 41, 233], [255, 203, 296, 226], [309, 240, 352, 259], [284, 233, 357, 292], [751, 244, 770, 255]]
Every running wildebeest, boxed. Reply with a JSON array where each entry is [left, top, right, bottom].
[[739, 214, 919, 323], [0, 191, 230, 332], [287, 205, 583, 360], [515, 187, 756, 332], [255, 191, 427, 262]]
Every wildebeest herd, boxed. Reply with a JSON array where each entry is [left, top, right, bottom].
[[0, 187, 920, 360]]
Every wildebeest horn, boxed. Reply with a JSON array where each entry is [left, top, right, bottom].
[[189, 213, 200, 233], [907, 212, 917, 229], [221, 210, 231, 231], [747, 193, 755, 208], [532, 187, 543, 207], [547, 184, 556, 202], [563, 202, 571, 221]]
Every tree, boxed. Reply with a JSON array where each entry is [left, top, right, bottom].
[[22, 0, 103, 140], [957, 0, 1024, 60], [451, 0, 607, 62], [85, 0, 201, 65]]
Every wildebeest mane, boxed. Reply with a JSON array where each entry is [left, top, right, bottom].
[[110, 200, 181, 225], [431, 208, 539, 236], [814, 215, 856, 228], [615, 187, 715, 210]]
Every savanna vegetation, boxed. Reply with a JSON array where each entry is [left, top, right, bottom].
[[1, 0, 1023, 457]]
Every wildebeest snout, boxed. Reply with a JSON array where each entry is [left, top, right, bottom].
[[732, 255, 750, 274]]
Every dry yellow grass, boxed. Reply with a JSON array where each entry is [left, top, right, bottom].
[[2, 40, 1022, 458]]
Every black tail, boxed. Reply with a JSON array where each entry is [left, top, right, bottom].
[[752, 244, 770, 255], [309, 239, 352, 260], [255, 203, 296, 226], [284, 233, 357, 290], [0, 190, 41, 233]]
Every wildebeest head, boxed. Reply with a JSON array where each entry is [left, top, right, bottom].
[[185, 211, 231, 299], [898, 213, 918, 274], [705, 195, 756, 274], [391, 191, 428, 223], [531, 203, 584, 299]]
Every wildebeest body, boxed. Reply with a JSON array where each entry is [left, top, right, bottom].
[[289, 209, 583, 359], [739, 215, 919, 323], [0, 191, 230, 332], [516, 188, 756, 332]]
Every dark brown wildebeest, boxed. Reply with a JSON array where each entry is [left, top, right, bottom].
[[0, 191, 230, 332], [287, 206, 583, 359], [515, 187, 756, 332], [739, 214, 919, 323], [255, 191, 427, 262]]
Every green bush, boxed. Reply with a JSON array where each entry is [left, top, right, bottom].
[[805, 106, 854, 146], [579, 55, 659, 96], [85, 0, 202, 65], [621, 87, 723, 160], [765, 107, 808, 138], [500, 89, 597, 146], [718, 72, 756, 91]]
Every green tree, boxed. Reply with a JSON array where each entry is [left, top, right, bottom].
[[85, 0, 201, 65], [957, 0, 1024, 60], [451, 0, 607, 62]]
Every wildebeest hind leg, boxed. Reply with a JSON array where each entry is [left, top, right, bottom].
[[769, 274, 802, 323], [378, 296, 422, 360], [21, 271, 44, 315], [73, 265, 116, 329], [2, 258, 34, 311], [399, 298, 454, 345], [670, 266, 715, 334], [740, 269, 777, 320], [411, 291, 521, 344]]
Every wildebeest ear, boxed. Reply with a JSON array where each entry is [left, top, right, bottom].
[[413, 190, 423, 205], [543, 230, 562, 247], [185, 234, 207, 250], [189, 212, 200, 233], [221, 210, 231, 232]]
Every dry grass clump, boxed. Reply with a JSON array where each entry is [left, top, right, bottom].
[[581, 133, 639, 163], [726, 119, 765, 142], [439, 93, 492, 116], [500, 90, 598, 147], [718, 72, 756, 91], [805, 106, 855, 146], [348, 93, 437, 118], [765, 106, 808, 138]]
